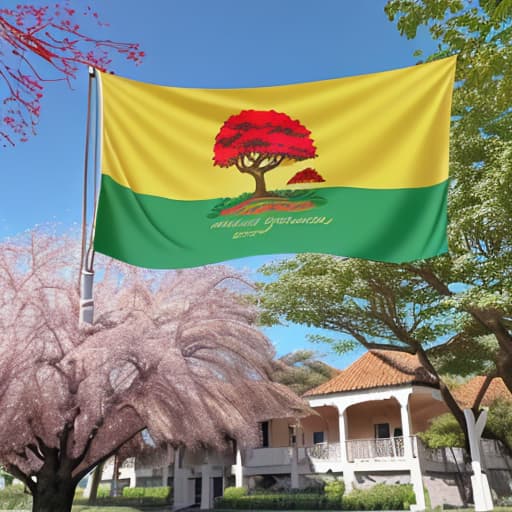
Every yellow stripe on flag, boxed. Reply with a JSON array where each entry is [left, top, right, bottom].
[[99, 57, 456, 201]]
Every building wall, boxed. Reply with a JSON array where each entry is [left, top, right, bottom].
[[301, 406, 339, 445], [346, 398, 402, 439], [269, 418, 292, 447]]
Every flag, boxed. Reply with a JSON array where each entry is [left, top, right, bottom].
[[94, 57, 456, 268]]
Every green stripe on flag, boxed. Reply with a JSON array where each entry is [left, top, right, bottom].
[[94, 175, 448, 268]]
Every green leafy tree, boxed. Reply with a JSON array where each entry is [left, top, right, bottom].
[[420, 399, 512, 454], [419, 413, 466, 449], [382, 0, 512, 391], [259, 255, 471, 435], [271, 349, 339, 396], [259, 2, 512, 443]]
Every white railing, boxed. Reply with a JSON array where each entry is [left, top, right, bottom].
[[306, 442, 341, 460], [346, 437, 405, 461]]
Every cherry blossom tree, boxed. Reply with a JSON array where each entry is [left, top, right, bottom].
[[0, 2, 144, 146], [0, 229, 306, 512]]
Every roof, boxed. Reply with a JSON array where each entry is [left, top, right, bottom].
[[452, 376, 512, 408], [304, 350, 438, 397]]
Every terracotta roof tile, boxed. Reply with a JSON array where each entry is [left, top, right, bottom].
[[452, 376, 512, 408], [304, 350, 437, 397]]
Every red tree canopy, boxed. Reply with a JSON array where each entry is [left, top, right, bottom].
[[213, 109, 317, 167], [287, 167, 325, 185]]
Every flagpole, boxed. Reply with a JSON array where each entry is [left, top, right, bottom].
[[79, 66, 98, 326]]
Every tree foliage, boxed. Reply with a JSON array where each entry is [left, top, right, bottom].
[[419, 399, 512, 453], [271, 349, 339, 396], [258, 2, 512, 439], [0, 2, 144, 146], [213, 109, 317, 197], [382, 0, 512, 391], [0, 229, 306, 512]]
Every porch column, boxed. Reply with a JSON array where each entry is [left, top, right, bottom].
[[234, 448, 244, 488], [338, 407, 355, 490], [399, 399, 413, 459], [200, 463, 211, 510], [291, 445, 299, 489], [338, 408, 348, 464], [173, 447, 187, 509], [464, 409, 493, 511]]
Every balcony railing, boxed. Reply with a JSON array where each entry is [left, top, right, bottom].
[[346, 437, 405, 461], [306, 442, 341, 460]]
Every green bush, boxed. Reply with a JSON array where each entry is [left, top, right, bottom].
[[122, 487, 145, 498], [0, 484, 33, 510], [223, 486, 248, 499], [214, 483, 415, 510], [96, 484, 111, 498], [122, 485, 170, 498], [215, 492, 341, 510], [324, 480, 345, 500], [343, 483, 415, 511]]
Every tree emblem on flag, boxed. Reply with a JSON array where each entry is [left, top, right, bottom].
[[210, 109, 326, 217]]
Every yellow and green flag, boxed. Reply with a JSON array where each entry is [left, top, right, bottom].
[[94, 57, 456, 268]]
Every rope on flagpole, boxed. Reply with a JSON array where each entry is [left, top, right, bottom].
[[79, 66, 97, 326]]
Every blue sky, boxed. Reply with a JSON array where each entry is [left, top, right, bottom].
[[1, 0, 434, 367]]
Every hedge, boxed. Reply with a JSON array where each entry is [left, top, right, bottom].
[[122, 486, 170, 498], [215, 492, 342, 510], [214, 483, 415, 510]]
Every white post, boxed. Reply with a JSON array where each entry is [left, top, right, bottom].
[[398, 393, 425, 512], [234, 448, 244, 488], [464, 409, 493, 511], [291, 445, 299, 489], [200, 463, 211, 510], [338, 408, 355, 490], [79, 269, 94, 325], [173, 447, 186, 509], [399, 400, 413, 459]]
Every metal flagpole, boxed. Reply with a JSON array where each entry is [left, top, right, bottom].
[[79, 66, 99, 326]]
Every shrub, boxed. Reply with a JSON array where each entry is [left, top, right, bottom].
[[123, 487, 145, 498], [0, 484, 33, 510], [215, 491, 341, 510], [324, 480, 345, 500], [214, 484, 415, 510], [343, 483, 415, 511], [223, 486, 248, 499], [97, 484, 111, 498]]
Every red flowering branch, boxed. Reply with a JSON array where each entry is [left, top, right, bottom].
[[0, 2, 144, 146]]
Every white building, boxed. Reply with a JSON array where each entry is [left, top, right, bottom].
[[96, 350, 512, 510]]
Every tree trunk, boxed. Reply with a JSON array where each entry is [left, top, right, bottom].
[[87, 462, 104, 503], [249, 170, 269, 198], [110, 454, 120, 497], [32, 473, 76, 512]]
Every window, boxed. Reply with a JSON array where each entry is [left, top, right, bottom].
[[288, 426, 296, 446], [313, 431, 325, 444], [374, 423, 390, 438], [260, 421, 269, 447]]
